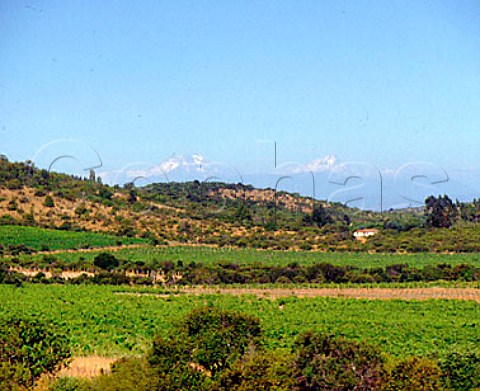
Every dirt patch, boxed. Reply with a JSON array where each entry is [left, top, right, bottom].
[[115, 291, 172, 298], [58, 356, 116, 378], [10, 268, 95, 279], [176, 286, 480, 301], [2, 243, 149, 260], [31, 243, 146, 256]]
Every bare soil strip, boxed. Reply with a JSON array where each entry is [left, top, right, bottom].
[[4, 243, 148, 258], [10, 268, 95, 279], [36, 243, 148, 255], [58, 356, 116, 378], [143, 287, 480, 301]]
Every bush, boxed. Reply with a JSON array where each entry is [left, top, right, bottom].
[[91, 272, 129, 285], [180, 307, 262, 375], [0, 362, 30, 390], [44, 195, 55, 208], [0, 269, 26, 286], [48, 376, 88, 391], [86, 357, 153, 391], [275, 276, 292, 284], [0, 317, 71, 388], [0, 215, 18, 226], [74, 204, 88, 216], [146, 307, 263, 390], [439, 351, 480, 391], [292, 332, 385, 390], [93, 253, 119, 271], [382, 357, 442, 391], [213, 350, 295, 391]]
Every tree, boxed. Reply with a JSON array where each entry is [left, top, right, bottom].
[[43, 195, 55, 208], [93, 253, 120, 270], [424, 195, 457, 228], [303, 204, 332, 227], [127, 189, 137, 204], [99, 187, 113, 200]]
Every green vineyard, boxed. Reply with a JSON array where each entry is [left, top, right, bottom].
[[13, 242, 480, 268], [0, 284, 478, 359], [0, 225, 147, 251]]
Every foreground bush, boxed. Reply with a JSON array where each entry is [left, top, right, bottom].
[[0, 362, 31, 390], [48, 376, 88, 391], [382, 357, 442, 391], [213, 350, 295, 391], [0, 317, 71, 389], [86, 357, 153, 391], [149, 307, 263, 390], [292, 331, 385, 390], [439, 351, 480, 391], [177, 307, 262, 374]]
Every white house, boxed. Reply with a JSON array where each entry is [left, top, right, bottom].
[[353, 228, 379, 240]]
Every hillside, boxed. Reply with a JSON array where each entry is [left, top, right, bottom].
[[1, 158, 480, 252]]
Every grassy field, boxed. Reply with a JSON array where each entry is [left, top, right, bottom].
[[0, 284, 478, 358], [13, 244, 480, 268], [0, 226, 147, 251]]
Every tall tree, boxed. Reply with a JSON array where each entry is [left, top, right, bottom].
[[424, 195, 457, 228], [303, 204, 333, 227]]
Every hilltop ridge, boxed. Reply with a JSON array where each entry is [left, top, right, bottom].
[[1, 158, 480, 252]]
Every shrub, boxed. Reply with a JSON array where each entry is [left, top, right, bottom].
[[0, 362, 30, 390], [439, 351, 480, 391], [0, 317, 71, 388], [93, 253, 119, 271], [48, 376, 88, 391], [147, 307, 263, 390], [0, 270, 26, 286], [22, 212, 35, 226], [91, 272, 129, 285], [0, 215, 18, 226], [86, 357, 153, 391], [274, 276, 292, 284], [44, 195, 55, 208], [176, 307, 262, 375], [382, 357, 443, 391], [7, 199, 18, 211], [292, 332, 385, 390], [213, 350, 295, 391], [74, 204, 88, 216]]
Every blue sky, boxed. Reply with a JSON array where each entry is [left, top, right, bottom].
[[1, 1, 480, 207]]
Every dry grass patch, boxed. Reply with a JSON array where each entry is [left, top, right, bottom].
[[57, 356, 116, 378], [178, 286, 480, 301]]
